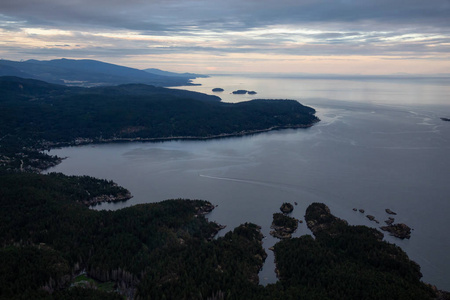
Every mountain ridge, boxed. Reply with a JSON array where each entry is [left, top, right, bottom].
[[0, 58, 202, 87]]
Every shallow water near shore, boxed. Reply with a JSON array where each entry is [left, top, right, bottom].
[[45, 75, 450, 290]]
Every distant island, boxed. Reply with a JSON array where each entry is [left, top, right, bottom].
[[212, 87, 224, 92], [441, 117, 450, 122], [232, 89, 257, 95]]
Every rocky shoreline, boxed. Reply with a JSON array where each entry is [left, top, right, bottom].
[[271, 203, 449, 298], [85, 192, 133, 207], [352, 207, 411, 239], [28, 123, 317, 173], [195, 202, 216, 216], [308, 204, 352, 236], [270, 224, 297, 239], [380, 223, 412, 239], [45, 123, 316, 148], [195, 202, 227, 240]]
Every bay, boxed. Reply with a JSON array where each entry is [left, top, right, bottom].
[[45, 75, 450, 290]]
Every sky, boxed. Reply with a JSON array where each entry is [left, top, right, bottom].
[[1, 0, 450, 75]]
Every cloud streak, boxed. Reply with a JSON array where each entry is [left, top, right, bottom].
[[3, 0, 448, 31]]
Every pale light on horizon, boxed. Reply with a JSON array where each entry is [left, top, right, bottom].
[[1, 0, 449, 75]]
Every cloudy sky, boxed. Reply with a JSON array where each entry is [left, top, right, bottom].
[[1, 0, 450, 74]]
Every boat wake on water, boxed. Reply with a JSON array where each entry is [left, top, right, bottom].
[[199, 174, 289, 188], [198, 174, 322, 196]]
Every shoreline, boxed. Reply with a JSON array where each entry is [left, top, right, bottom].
[[39, 122, 318, 172], [0, 116, 316, 174], [44, 122, 317, 149]]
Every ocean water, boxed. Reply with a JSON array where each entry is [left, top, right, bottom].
[[45, 75, 450, 290]]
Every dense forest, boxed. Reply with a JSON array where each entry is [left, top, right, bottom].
[[0, 172, 446, 299], [0, 172, 265, 299], [0, 76, 318, 172]]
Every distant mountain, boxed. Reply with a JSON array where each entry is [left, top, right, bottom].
[[0, 63, 35, 78], [143, 68, 208, 79], [0, 59, 198, 87]]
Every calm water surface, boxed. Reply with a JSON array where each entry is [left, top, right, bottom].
[[46, 76, 450, 289]]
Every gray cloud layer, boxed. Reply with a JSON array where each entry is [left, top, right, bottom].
[[2, 0, 449, 32], [1, 0, 450, 63]]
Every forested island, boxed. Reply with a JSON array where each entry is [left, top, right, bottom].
[[232, 89, 257, 95]]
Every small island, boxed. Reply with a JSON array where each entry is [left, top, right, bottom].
[[280, 202, 294, 214], [366, 214, 379, 223], [270, 213, 298, 239], [212, 87, 224, 92], [385, 217, 395, 225], [385, 208, 397, 215], [231, 89, 257, 95], [353, 207, 410, 239], [232, 89, 248, 94]]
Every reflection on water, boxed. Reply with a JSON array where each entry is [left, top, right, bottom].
[[45, 76, 450, 289]]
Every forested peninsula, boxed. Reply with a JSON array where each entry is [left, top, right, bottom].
[[0, 76, 318, 172], [0, 174, 446, 299]]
